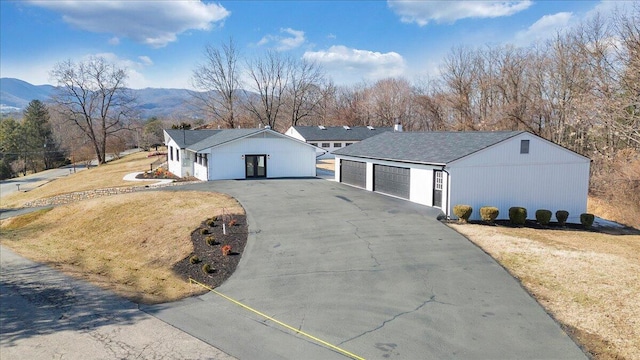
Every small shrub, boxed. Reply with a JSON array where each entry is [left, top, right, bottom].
[[535, 209, 552, 226], [210, 216, 218, 222], [580, 213, 595, 229], [206, 236, 217, 246], [202, 263, 212, 274], [556, 210, 569, 226], [199, 228, 209, 235], [479, 207, 499, 223], [508, 207, 527, 225], [189, 255, 200, 264], [221, 245, 232, 256], [206, 219, 216, 227], [453, 205, 473, 223], [228, 219, 237, 227]]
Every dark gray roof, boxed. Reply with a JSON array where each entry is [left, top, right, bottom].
[[165, 129, 220, 148], [333, 131, 525, 164], [292, 126, 393, 141]]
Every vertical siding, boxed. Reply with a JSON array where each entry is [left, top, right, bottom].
[[449, 133, 590, 222]]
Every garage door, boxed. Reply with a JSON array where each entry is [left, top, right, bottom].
[[374, 164, 410, 199], [341, 160, 366, 188]]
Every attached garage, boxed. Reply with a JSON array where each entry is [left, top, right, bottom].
[[334, 130, 591, 223], [340, 160, 366, 188], [373, 164, 410, 199]]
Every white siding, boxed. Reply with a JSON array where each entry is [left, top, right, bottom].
[[207, 136, 316, 180], [449, 133, 590, 222], [166, 139, 184, 177]]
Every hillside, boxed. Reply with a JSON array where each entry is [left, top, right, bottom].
[[0, 77, 207, 119]]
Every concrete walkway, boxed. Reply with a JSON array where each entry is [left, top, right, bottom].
[[0, 245, 236, 360], [145, 179, 587, 360]]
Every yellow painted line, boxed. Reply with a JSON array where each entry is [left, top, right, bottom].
[[189, 278, 365, 360]]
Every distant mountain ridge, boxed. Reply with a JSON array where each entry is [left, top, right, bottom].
[[0, 77, 206, 119]]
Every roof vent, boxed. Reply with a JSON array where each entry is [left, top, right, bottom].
[[265, 125, 271, 130], [367, 125, 375, 130], [318, 125, 326, 130], [343, 125, 351, 130]]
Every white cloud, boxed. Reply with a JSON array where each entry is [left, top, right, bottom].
[[108, 36, 120, 46], [29, 0, 230, 48], [303, 45, 406, 84], [258, 28, 306, 51], [138, 56, 154, 66], [515, 12, 573, 45], [387, 0, 532, 26]]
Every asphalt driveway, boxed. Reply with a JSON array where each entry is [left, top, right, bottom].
[[145, 179, 586, 360]]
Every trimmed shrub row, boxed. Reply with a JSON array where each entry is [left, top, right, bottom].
[[453, 204, 595, 229]]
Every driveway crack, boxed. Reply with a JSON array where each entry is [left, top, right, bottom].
[[337, 295, 438, 346], [347, 220, 381, 268]]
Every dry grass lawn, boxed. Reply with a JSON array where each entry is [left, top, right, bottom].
[[451, 223, 640, 360], [316, 159, 335, 172], [1, 191, 243, 304], [1, 151, 161, 209]]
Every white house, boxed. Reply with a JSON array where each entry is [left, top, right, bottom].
[[164, 128, 317, 181], [333, 131, 591, 223], [285, 125, 393, 159]]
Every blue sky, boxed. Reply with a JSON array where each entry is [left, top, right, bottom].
[[0, 1, 629, 89]]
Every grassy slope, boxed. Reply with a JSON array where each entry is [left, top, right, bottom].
[[0, 151, 243, 304], [451, 223, 640, 360], [1, 151, 163, 208]]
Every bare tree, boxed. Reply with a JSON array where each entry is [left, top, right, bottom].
[[50, 56, 136, 164], [284, 58, 325, 126], [244, 51, 292, 130], [192, 38, 242, 129]]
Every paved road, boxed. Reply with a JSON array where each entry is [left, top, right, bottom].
[[0, 245, 236, 360], [146, 179, 587, 360], [0, 149, 141, 199]]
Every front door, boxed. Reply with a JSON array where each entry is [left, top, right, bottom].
[[433, 170, 443, 208], [245, 155, 266, 178]]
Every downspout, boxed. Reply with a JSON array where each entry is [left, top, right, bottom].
[[442, 166, 451, 219]]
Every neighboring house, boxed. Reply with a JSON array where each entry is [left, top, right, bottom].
[[285, 125, 394, 159], [164, 127, 317, 181], [333, 131, 591, 222]]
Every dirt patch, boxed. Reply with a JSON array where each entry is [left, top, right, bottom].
[[450, 222, 640, 360], [172, 215, 248, 289]]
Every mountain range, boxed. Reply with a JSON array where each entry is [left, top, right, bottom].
[[0, 78, 205, 119]]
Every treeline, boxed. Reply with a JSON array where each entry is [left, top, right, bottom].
[[0, 100, 66, 179]]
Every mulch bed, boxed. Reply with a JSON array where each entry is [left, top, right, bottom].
[[172, 215, 248, 289], [453, 219, 640, 235]]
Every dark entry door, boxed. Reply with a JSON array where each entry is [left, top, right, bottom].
[[433, 170, 443, 208], [245, 155, 266, 178]]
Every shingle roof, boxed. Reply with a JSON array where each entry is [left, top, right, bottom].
[[165, 129, 220, 148], [292, 126, 393, 141], [333, 131, 525, 164], [188, 129, 264, 151]]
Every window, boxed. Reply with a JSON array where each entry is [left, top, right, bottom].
[[345, 143, 353, 146], [333, 142, 341, 148], [310, 143, 318, 147], [203, 154, 208, 167], [321, 143, 330, 148], [169, 146, 173, 160], [176, 148, 180, 161], [520, 140, 530, 154]]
